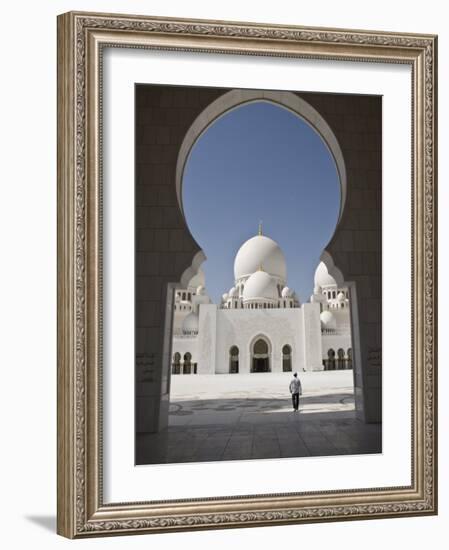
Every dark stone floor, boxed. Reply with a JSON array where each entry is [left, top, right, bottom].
[[136, 392, 381, 465]]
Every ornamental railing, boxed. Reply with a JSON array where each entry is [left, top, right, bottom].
[[172, 331, 198, 338], [321, 327, 351, 336]]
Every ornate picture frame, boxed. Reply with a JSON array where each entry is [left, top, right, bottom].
[[57, 11, 437, 538]]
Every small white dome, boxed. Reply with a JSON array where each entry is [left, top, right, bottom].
[[337, 291, 346, 302], [281, 286, 292, 298], [243, 271, 278, 301], [314, 262, 337, 289], [196, 285, 205, 296], [320, 310, 337, 330], [228, 286, 237, 297], [234, 235, 286, 281], [222, 292, 229, 302], [182, 312, 199, 333]]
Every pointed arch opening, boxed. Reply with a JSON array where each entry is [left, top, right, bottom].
[[250, 335, 272, 373]]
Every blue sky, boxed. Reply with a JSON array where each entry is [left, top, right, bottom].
[[182, 101, 340, 304]]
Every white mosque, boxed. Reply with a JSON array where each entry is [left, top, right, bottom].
[[171, 226, 353, 375]]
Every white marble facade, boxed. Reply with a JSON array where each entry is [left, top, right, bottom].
[[171, 227, 352, 375]]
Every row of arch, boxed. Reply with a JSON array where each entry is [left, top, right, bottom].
[[323, 348, 352, 370], [172, 345, 352, 374], [171, 352, 198, 375], [171, 340, 293, 375], [324, 289, 349, 300], [325, 302, 347, 310], [222, 301, 296, 310], [174, 304, 192, 311]]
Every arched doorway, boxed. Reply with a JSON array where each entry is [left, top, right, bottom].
[[183, 352, 192, 375], [251, 337, 271, 373], [337, 348, 345, 370], [282, 345, 292, 372], [327, 348, 336, 370], [172, 352, 181, 375], [229, 346, 239, 374]]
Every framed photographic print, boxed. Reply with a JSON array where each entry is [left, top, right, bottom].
[[57, 11, 438, 538]]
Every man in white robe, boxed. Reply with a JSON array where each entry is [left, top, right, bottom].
[[289, 372, 302, 412]]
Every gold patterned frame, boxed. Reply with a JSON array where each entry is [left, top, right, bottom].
[[57, 11, 438, 538]]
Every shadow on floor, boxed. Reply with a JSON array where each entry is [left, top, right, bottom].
[[169, 393, 355, 415], [24, 515, 56, 533], [136, 396, 381, 465]]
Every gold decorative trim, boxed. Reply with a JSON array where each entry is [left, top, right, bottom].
[[57, 11, 437, 538]]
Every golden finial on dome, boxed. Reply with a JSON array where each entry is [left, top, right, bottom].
[[258, 263, 264, 272], [258, 220, 263, 236]]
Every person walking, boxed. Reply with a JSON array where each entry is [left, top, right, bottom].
[[289, 372, 302, 412]]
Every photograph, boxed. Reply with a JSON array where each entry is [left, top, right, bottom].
[[134, 84, 382, 465]]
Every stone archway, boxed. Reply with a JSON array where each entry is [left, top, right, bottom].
[[174, 90, 381, 424], [250, 336, 272, 373], [173, 89, 365, 419], [229, 346, 239, 374]]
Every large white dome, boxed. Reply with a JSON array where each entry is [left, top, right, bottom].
[[182, 312, 199, 333], [314, 261, 337, 289], [242, 271, 278, 301], [234, 235, 286, 281]]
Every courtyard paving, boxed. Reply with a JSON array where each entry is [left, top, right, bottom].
[[136, 371, 381, 464]]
